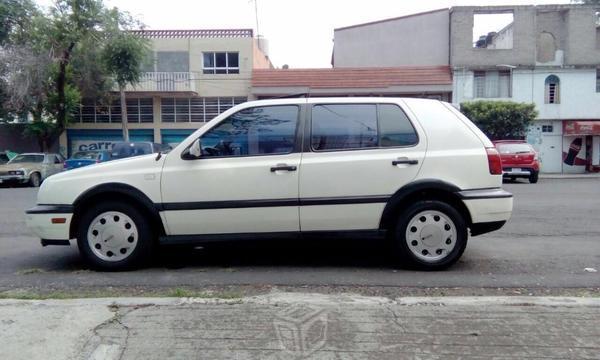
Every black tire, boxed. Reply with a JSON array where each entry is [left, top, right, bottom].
[[76, 201, 154, 271], [392, 200, 468, 271], [29, 172, 41, 187], [529, 171, 539, 184]]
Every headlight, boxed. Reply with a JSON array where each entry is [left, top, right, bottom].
[[8, 170, 24, 175]]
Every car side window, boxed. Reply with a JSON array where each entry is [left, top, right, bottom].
[[311, 103, 418, 151], [378, 104, 418, 147], [311, 104, 378, 151], [199, 105, 298, 158]]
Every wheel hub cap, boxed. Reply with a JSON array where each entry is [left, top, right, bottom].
[[87, 211, 138, 262], [405, 210, 457, 263]]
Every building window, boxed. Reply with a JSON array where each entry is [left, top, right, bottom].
[[161, 97, 247, 122], [473, 70, 512, 98], [75, 98, 153, 123], [203, 52, 239, 74], [542, 125, 553, 133], [545, 75, 560, 104], [596, 68, 600, 93]]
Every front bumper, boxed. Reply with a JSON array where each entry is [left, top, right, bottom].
[[25, 205, 73, 240], [0, 175, 27, 183]]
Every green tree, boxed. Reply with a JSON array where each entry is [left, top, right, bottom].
[[0, 0, 145, 150], [460, 101, 538, 140], [102, 33, 149, 140]]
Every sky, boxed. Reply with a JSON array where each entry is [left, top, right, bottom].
[[37, 0, 571, 68]]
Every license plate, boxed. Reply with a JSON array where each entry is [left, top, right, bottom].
[[512, 168, 521, 172]]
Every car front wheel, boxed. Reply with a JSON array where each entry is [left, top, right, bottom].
[[76, 201, 154, 270], [393, 200, 468, 270], [29, 172, 41, 187]]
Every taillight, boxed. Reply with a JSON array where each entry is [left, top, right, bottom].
[[63, 163, 68, 169], [486, 147, 503, 175]]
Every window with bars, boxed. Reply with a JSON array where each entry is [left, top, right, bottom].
[[161, 97, 247, 122], [203, 52, 240, 74], [75, 98, 153, 123], [473, 70, 512, 98], [544, 75, 560, 104]]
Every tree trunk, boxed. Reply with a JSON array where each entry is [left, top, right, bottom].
[[56, 43, 75, 135], [120, 86, 129, 141]]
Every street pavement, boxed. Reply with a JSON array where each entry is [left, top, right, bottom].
[[1, 294, 599, 360], [0, 178, 599, 294]]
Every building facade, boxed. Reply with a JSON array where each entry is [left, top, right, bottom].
[[59, 29, 271, 156], [451, 5, 600, 173]]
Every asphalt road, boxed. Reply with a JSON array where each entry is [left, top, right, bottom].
[[1, 178, 599, 293]]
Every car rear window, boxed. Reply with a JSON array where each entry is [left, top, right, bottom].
[[110, 143, 153, 159], [72, 151, 99, 160], [496, 143, 533, 154]]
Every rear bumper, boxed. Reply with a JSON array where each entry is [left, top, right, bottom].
[[502, 167, 538, 177], [25, 205, 73, 241], [457, 188, 513, 234]]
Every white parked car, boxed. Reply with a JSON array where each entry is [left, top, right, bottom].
[[26, 98, 512, 270]]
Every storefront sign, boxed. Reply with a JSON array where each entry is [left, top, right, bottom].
[[563, 121, 600, 136], [71, 140, 116, 154]]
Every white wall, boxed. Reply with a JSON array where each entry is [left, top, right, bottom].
[[454, 68, 600, 120], [333, 10, 450, 67]]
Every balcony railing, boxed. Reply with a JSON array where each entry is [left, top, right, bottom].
[[123, 72, 197, 93]]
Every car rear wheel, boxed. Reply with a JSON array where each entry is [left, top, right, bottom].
[[29, 172, 41, 187], [393, 200, 468, 270], [529, 171, 539, 184], [76, 201, 154, 270]]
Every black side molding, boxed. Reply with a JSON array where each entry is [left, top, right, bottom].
[[26, 205, 74, 214], [457, 188, 513, 200], [160, 230, 387, 246], [41, 239, 71, 246], [470, 221, 506, 236]]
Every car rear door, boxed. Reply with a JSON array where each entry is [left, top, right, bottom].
[[298, 99, 427, 231], [161, 103, 304, 236]]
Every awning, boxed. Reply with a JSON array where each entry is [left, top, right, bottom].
[[563, 121, 600, 136]]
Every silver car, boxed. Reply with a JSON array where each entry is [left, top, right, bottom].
[[0, 153, 64, 187]]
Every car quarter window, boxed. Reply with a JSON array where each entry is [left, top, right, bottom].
[[311, 103, 417, 151], [378, 104, 418, 147], [199, 105, 299, 157]]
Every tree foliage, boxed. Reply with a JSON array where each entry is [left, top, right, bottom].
[[0, 0, 146, 150], [460, 101, 538, 140]]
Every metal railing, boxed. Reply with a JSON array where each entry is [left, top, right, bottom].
[[124, 72, 196, 92]]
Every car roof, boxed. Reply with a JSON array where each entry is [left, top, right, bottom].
[[239, 97, 443, 107]]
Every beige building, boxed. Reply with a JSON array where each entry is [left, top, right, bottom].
[[60, 29, 271, 156]]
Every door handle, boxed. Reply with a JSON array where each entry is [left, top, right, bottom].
[[392, 158, 419, 166], [270, 164, 297, 172]]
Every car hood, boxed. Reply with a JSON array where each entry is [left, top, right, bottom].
[[37, 153, 166, 205], [1, 162, 41, 171]]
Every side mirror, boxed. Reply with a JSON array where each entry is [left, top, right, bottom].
[[182, 138, 202, 160]]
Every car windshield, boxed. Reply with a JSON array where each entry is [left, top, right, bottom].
[[9, 154, 44, 163], [72, 151, 99, 160], [110, 143, 153, 159], [497, 143, 533, 154]]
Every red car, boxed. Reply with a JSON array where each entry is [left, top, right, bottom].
[[493, 140, 540, 183]]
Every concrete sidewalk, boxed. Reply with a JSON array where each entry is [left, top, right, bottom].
[[540, 173, 600, 179], [1, 293, 599, 360]]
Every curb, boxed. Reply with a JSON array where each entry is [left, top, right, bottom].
[[1, 294, 599, 307]]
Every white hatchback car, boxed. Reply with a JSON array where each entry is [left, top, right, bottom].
[[26, 98, 512, 270]]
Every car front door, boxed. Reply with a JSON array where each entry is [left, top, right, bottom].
[[161, 104, 303, 236], [299, 100, 427, 232]]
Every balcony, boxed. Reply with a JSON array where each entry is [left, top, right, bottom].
[[123, 72, 197, 93]]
